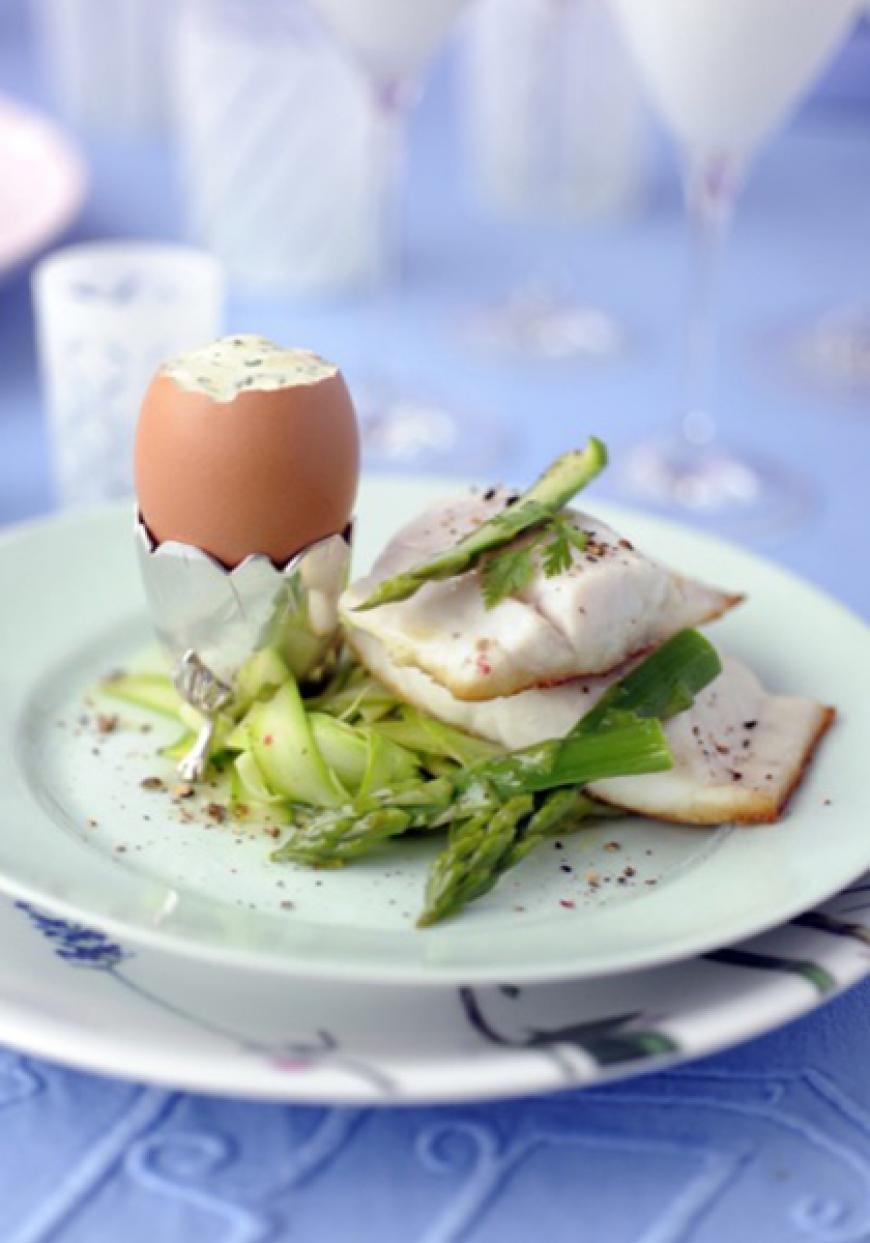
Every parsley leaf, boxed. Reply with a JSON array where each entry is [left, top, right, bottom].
[[482, 516, 588, 606], [541, 517, 587, 578], [541, 527, 572, 577], [481, 546, 537, 608], [564, 523, 589, 554], [355, 440, 608, 612]]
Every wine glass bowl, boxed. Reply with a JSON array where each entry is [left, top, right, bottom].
[[304, 0, 488, 470], [607, 0, 859, 527]]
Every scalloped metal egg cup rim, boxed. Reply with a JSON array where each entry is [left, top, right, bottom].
[[134, 513, 353, 576]]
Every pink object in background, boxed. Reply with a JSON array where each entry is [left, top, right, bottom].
[[0, 96, 86, 282]]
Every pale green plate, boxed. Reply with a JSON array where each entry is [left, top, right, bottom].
[[1, 477, 867, 985]]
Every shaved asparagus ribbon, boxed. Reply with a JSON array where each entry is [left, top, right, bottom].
[[103, 628, 721, 927], [353, 437, 608, 611]]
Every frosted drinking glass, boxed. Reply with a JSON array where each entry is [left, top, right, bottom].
[[33, 241, 225, 507]]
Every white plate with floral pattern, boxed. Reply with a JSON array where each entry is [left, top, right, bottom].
[[2, 886, 868, 1103], [0, 478, 868, 986]]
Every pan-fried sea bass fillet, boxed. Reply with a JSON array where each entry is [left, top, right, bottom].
[[343, 490, 742, 700], [349, 627, 833, 826]]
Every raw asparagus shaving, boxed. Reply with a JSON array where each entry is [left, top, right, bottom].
[[98, 605, 720, 926], [306, 663, 400, 723], [309, 713, 370, 791], [233, 750, 287, 807], [231, 647, 290, 717], [160, 729, 198, 762], [374, 707, 502, 767], [102, 671, 185, 718], [245, 681, 345, 808], [353, 438, 608, 612]]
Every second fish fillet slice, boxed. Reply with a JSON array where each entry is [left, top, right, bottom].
[[349, 626, 833, 826]]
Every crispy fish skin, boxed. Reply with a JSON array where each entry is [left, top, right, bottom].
[[342, 491, 742, 701], [348, 627, 834, 827]]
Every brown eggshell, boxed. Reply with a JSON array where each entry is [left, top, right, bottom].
[[134, 370, 359, 566]]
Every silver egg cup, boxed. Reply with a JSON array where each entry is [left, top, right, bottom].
[[135, 516, 352, 781]]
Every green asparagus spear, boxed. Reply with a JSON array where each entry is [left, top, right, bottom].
[[272, 777, 461, 865], [412, 632, 721, 924], [417, 787, 600, 926], [418, 796, 534, 927], [272, 713, 667, 866], [353, 438, 608, 611], [502, 787, 606, 869], [476, 714, 671, 800], [282, 807, 414, 867], [576, 627, 722, 733]]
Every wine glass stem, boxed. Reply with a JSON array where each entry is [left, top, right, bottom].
[[678, 155, 743, 449], [371, 76, 418, 287]]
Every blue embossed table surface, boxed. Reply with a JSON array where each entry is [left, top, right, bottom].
[[1, 4, 870, 1241]]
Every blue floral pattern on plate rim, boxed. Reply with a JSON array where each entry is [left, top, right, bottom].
[[5, 877, 868, 1106]]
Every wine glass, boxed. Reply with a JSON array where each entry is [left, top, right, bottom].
[[607, 0, 859, 524], [463, 0, 645, 362], [305, 0, 503, 469]]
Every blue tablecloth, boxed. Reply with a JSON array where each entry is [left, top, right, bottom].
[[1, 4, 868, 1240]]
